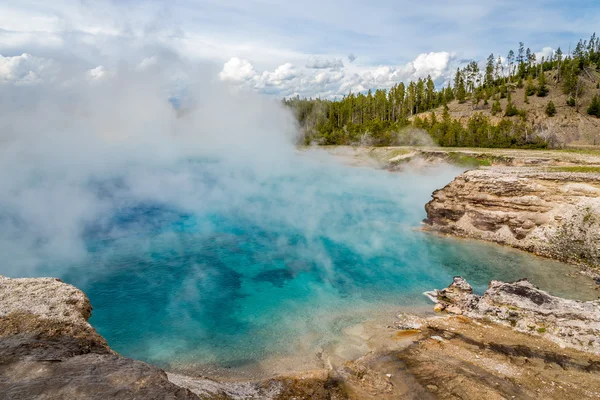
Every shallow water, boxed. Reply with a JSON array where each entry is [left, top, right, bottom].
[[23, 153, 596, 374]]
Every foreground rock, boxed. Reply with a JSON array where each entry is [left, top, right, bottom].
[[425, 277, 600, 355], [0, 275, 348, 400], [424, 167, 600, 268], [389, 314, 600, 400], [4, 274, 600, 399], [0, 275, 199, 400]]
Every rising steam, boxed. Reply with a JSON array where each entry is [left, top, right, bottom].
[[0, 57, 300, 274]]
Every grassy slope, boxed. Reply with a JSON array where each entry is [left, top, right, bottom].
[[414, 69, 600, 146]]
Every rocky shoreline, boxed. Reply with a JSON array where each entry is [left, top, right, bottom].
[[423, 166, 600, 269], [319, 145, 600, 271], [2, 274, 600, 399], [4, 147, 600, 399], [0, 276, 198, 399]]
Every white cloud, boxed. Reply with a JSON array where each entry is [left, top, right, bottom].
[[219, 57, 256, 82], [410, 52, 455, 79], [535, 47, 555, 62], [313, 70, 345, 85], [306, 57, 344, 69], [264, 63, 297, 82], [219, 51, 458, 98], [0, 53, 56, 85], [88, 65, 108, 81], [138, 56, 158, 71]]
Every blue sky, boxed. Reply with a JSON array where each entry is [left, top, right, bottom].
[[0, 0, 598, 97]]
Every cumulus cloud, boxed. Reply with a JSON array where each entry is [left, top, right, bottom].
[[0, 53, 57, 85], [219, 58, 300, 93], [410, 52, 455, 79], [219, 51, 457, 98], [219, 57, 256, 82], [88, 65, 108, 81], [138, 56, 158, 71], [306, 57, 344, 69], [535, 47, 555, 62], [348, 53, 357, 63]]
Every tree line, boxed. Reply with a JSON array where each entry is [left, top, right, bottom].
[[284, 34, 600, 148]]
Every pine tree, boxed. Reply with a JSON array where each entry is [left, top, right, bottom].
[[587, 95, 600, 117], [536, 71, 549, 97], [517, 42, 525, 64], [545, 101, 557, 117], [444, 82, 454, 103], [555, 47, 563, 82], [485, 53, 495, 86], [517, 42, 526, 76], [526, 48, 536, 68], [507, 50, 515, 78], [495, 56, 503, 81], [453, 68, 462, 89], [442, 104, 450, 122], [425, 75, 436, 110], [525, 76, 536, 96], [491, 99, 502, 116], [456, 77, 467, 104]]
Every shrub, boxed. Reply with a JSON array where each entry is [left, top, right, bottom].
[[588, 95, 600, 117], [536, 85, 549, 97], [505, 102, 520, 117], [517, 78, 524, 89], [491, 100, 502, 116], [525, 76, 537, 96], [545, 101, 557, 117], [537, 73, 549, 97], [566, 97, 576, 107]]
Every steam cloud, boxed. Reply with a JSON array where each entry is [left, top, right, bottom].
[[0, 48, 462, 286], [0, 55, 300, 275]]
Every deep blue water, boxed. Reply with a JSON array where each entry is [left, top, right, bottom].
[[20, 154, 590, 372]]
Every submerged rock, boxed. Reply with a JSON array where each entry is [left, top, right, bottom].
[[426, 276, 600, 354]]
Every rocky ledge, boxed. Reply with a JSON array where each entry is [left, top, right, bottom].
[[425, 276, 600, 354], [3, 274, 600, 399], [0, 275, 199, 399], [0, 275, 346, 400], [424, 167, 600, 268]]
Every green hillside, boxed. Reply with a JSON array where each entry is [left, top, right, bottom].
[[285, 35, 600, 148]]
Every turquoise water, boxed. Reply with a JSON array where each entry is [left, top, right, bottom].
[[21, 154, 592, 373]]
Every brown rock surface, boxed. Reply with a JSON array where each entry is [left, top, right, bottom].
[[394, 315, 600, 400], [425, 277, 600, 354], [0, 275, 199, 400], [424, 167, 600, 268], [3, 274, 600, 399]]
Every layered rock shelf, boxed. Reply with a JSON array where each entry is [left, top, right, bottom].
[[3, 274, 600, 399], [424, 167, 600, 268], [0, 275, 199, 399], [425, 276, 600, 354]]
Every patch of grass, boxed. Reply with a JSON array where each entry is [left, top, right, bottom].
[[447, 152, 492, 167], [387, 148, 412, 157], [550, 166, 600, 173], [537, 327, 547, 333]]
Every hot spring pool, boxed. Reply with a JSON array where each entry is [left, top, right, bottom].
[[17, 153, 596, 376]]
